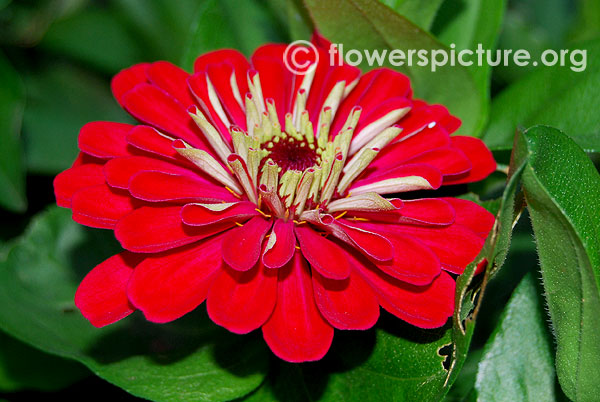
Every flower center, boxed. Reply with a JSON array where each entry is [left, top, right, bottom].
[[264, 136, 319, 173]]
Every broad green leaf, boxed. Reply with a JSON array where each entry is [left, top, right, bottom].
[[111, 0, 203, 64], [0, 52, 26, 212], [445, 142, 526, 395], [181, 0, 286, 71], [266, 0, 312, 41], [0, 207, 269, 401], [432, 0, 506, 119], [0, 331, 88, 392], [474, 273, 556, 401], [244, 317, 453, 401], [40, 6, 144, 74], [515, 126, 600, 401], [379, 0, 444, 31], [570, 0, 600, 42], [22, 62, 130, 174], [514, 126, 600, 401], [483, 39, 600, 152], [304, 0, 485, 136]]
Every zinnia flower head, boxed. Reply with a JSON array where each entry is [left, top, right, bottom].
[[54, 34, 496, 362]]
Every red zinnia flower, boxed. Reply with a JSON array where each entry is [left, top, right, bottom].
[[54, 35, 496, 362]]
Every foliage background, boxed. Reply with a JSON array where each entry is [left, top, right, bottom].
[[0, 0, 598, 400]]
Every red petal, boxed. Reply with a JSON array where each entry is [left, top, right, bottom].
[[372, 231, 441, 286], [103, 155, 198, 189], [71, 184, 135, 229], [126, 125, 184, 162], [54, 163, 105, 208], [182, 201, 259, 226], [222, 217, 272, 271], [111, 63, 149, 105], [336, 221, 393, 261], [295, 225, 351, 280], [122, 83, 209, 149], [353, 255, 455, 328], [207, 261, 277, 334], [262, 219, 296, 269], [262, 252, 334, 362], [129, 171, 235, 203], [443, 197, 495, 238], [146, 61, 196, 107], [351, 163, 443, 193], [398, 198, 456, 226], [78, 121, 134, 159], [115, 206, 233, 253], [443, 136, 496, 185], [405, 147, 472, 177], [127, 235, 224, 323], [312, 268, 379, 330], [194, 49, 250, 97], [370, 125, 450, 171], [394, 224, 485, 274], [75, 252, 141, 327]]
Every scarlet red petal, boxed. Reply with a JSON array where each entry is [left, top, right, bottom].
[[111, 63, 149, 105], [394, 224, 485, 274], [127, 235, 224, 323], [222, 217, 272, 271], [78, 121, 134, 159], [442, 197, 495, 237], [126, 125, 185, 162], [182, 201, 259, 226], [406, 147, 472, 177], [351, 163, 443, 193], [353, 254, 455, 328], [398, 198, 456, 226], [75, 252, 141, 327], [337, 221, 394, 261], [370, 125, 450, 172], [207, 261, 277, 334], [443, 136, 496, 185], [262, 219, 296, 269], [295, 225, 351, 280], [146, 61, 196, 107], [71, 184, 135, 229], [262, 252, 334, 362], [103, 155, 198, 189], [373, 231, 441, 286], [194, 49, 250, 96], [54, 163, 105, 208], [129, 171, 235, 203], [115, 206, 233, 253], [122, 83, 209, 149], [312, 268, 379, 330]]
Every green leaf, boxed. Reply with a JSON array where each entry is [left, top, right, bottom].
[[474, 273, 556, 401], [266, 0, 313, 41], [445, 144, 526, 396], [245, 317, 453, 402], [0, 207, 268, 401], [112, 0, 204, 65], [0, 331, 88, 392], [483, 39, 600, 152], [0, 52, 26, 212], [304, 0, 485, 137], [181, 0, 287, 71], [432, 0, 506, 120], [378, 0, 445, 31], [40, 6, 145, 74], [570, 0, 600, 42], [22, 62, 130, 174], [514, 125, 600, 401]]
